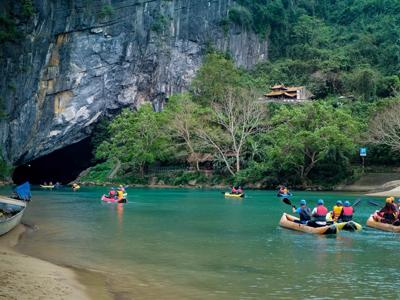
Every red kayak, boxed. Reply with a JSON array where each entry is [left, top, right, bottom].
[[101, 195, 127, 203]]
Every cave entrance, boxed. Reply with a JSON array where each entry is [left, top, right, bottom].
[[12, 138, 95, 185]]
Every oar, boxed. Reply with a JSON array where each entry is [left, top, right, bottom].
[[282, 197, 296, 209], [368, 200, 381, 207], [353, 198, 362, 207]]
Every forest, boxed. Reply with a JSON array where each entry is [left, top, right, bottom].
[[82, 0, 400, 188]]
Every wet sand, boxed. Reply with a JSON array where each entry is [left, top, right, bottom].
[[0, 225, 111, 300]]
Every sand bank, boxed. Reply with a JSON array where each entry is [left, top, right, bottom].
[[0, 225, 92, 300]]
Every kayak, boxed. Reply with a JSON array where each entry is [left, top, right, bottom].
[[224, 193, 244, 198], [327, 212, 362, 231], [366, 215, 400, 233], [101, 195, 127, 203], [40, 185, 54, 189], [336, 221, 362, 232], [277, 193, 292, 198], [279, 213, 337, 234]]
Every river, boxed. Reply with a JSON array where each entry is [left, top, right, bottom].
[[4, 186, 400, 299]]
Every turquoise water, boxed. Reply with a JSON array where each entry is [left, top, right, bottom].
[[5, 187, 400, 299]]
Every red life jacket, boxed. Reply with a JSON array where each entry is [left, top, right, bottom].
[[314, 205, 328, 222], [342, 206, 353, 216], [232, 188, 237, 193], [341, 206, 353, 222]]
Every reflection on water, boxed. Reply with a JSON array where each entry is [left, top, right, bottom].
[[6, 187, 400, 299]]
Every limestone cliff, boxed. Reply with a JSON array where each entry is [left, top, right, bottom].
[[0, 0, 267, 164]]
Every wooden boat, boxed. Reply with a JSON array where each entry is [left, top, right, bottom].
[[224, 192, 244, 198], [366, 214, 400, 233], [279, 213, 337, 234], [40, 185, 54, 189], [0, 196, 27, 236]]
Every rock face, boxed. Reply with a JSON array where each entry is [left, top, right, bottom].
[[0, 0, 267, 164]]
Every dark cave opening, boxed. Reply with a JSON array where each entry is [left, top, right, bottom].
[[12, 138, 95, 185]]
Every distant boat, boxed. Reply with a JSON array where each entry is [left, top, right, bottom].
[[0, 196, 27, 236], [40, 185, 55, 189]]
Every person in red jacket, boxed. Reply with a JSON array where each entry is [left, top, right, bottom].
[[374, 197, 397, 223], [307, 199, 328, 227], [339, 201, 353, 222]]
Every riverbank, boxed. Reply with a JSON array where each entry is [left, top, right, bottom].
[[0, 225, 109, 300]]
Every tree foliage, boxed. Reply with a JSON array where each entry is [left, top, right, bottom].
[[96, 105, 171, 175]]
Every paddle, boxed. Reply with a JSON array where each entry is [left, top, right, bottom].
[[353, 198, 362, 207], [368, 200, 381, 207], [282, 197, 296, 209]]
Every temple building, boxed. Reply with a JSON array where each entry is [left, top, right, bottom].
[[264, 85, 314, 102]]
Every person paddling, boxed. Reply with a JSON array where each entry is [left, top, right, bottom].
[[109, 187, 117, 199], [308, 199, 328, 227], [231, 186, 238, 194], [292, 199, 311, 224], [374, 197, 397, 224], [338, 201, 354, 222], [393, 199, 400, 226], [332, 200, 343, 222], [237, 186, 243, 194]]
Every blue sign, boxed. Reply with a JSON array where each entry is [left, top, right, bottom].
[[360, 147, 367, 157]]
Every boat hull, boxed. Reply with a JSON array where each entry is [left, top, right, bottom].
[[224, 193, 244, 198], [366, 215, 400, 233], [336, 221, 362, 232], [101, 195, 127, 203], [279, 213, 337, 234], [0, 197, 26, 236], [40, 185, 54, 189]]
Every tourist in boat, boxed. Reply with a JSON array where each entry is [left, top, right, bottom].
[[109, 188, 117, 199], [278, 185, 285, 195], [237, 186, 243, 194], [332, 200, 343, 221], [231, 186, 238, 194], [119, 185, 125, 192], [307, 199, 328, 227], [338, 201, 353, 222], [117, 188, 124, 200], [392, 199, 400, 226], [374, 197, 398, 224], [291, 199, 311, 224]]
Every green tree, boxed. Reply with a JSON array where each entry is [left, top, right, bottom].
[[348, 68, 378, 101], [96, 105, 171, 176], [264, 102, 361, 184], [191, 53, 242, 106]]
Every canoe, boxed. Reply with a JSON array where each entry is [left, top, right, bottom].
[[0, 196, 27, 236], [224, 193, 244, 198], [40, 185, 54, 189], [279, 213, 337, 234], [366, 215, 400, 233], [101, 195, 127, 203], [336, 221, 362, 232]]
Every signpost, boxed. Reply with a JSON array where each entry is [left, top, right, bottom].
[[360, 147, 367, 174]]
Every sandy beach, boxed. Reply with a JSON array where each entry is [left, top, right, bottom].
[[0, 225, 93, 300]]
